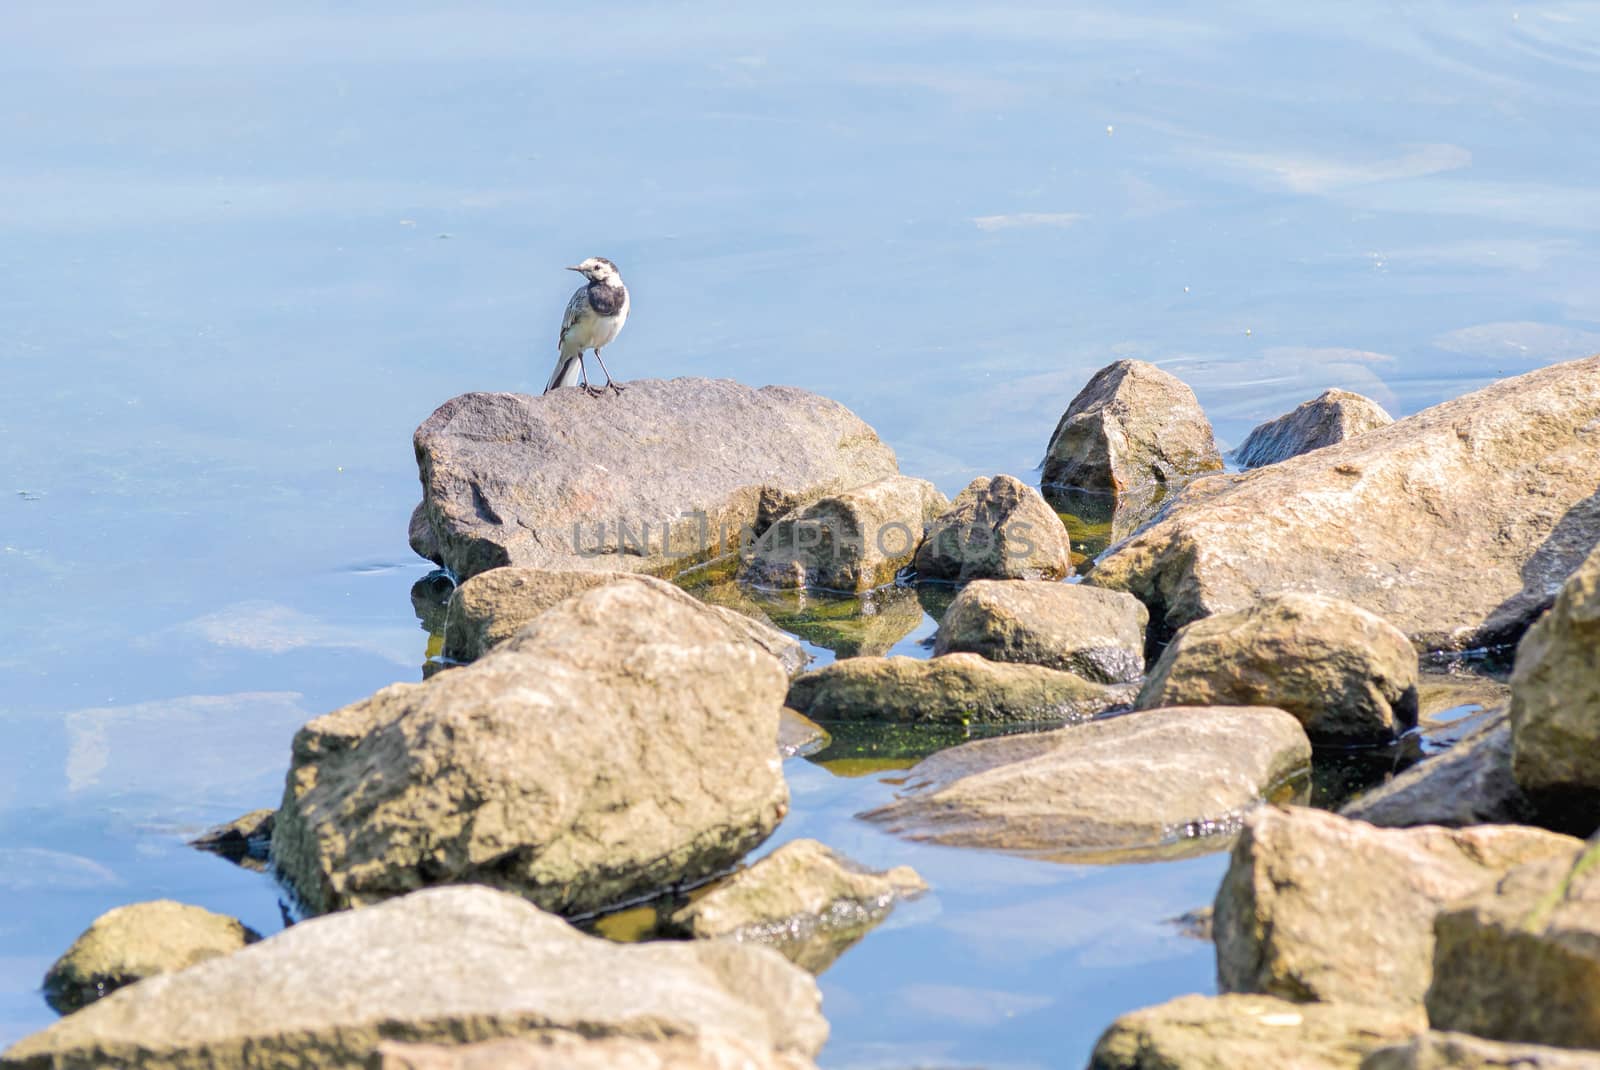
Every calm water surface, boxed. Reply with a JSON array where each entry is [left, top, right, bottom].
[[4, 4, 1600, 1066]]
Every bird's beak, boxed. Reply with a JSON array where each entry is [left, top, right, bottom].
[[566, 265, 584, 273]]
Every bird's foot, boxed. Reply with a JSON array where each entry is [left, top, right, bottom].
[[582, 384, 605, 398], [607, 381, 626, 395]]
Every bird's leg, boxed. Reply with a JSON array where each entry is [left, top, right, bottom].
[[579, 354, 603, 397], [594, 348, 625, 394]]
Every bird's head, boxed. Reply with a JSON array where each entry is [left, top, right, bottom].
[[568, 257, 620, 283]]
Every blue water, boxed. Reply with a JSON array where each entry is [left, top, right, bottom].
[[4, 3, 1600, 1066]]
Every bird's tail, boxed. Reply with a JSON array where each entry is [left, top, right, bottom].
[[544, 355, 582, 393]]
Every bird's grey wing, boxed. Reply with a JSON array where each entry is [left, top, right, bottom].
[[557, 286, 590, 358]]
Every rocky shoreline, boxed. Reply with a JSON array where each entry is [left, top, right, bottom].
[[7, 355, 1600, 1069]]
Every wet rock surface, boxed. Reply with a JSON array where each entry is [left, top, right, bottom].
[[1233, 388, 1394, 469], [410, 379, 899, 580], [860, 705, 1311, 862], [1340, 710, 1536, 828], [41, 900, 260, 1015], [739, 475, 947, 592], [933, 579, 1149, 684], [1135, 592, 1420, 744], [3, 886, 826, 1070], [440, 565, 807, 674], [666, 838, 926, 974], [271, 582, 790, 917], [1215, 806, 1580, 1007], [1510, 542, 1600, 814], [1041, 359, 1224, 494], [1427, 838, 1600, 1049], [1362, 1031, 1600, 1070], [913, 474, 1071, 582], [1087, 356, 1600, 650], [785, 653, 1137, 726], [190, 808, 276, 870], [1088, 992, 1424, 1070]]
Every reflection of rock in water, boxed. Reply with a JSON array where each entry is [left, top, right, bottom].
[[1042, 484, 1174, 563], [410, 571, 455, 676], [913, 583, 959, 626], [804, 720, 1036, 778], [688, 581, 925, 659]]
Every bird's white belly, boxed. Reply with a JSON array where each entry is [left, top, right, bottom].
[[571, 308, 627, 351]]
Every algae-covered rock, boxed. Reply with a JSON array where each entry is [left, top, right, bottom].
[[667, 839, 926, 974], [860, 706, 1310, 863], [933, 579, 1148, 684], [755, 584, 926, 658], [1215, 806, 1580, 1007], [1088, 993, 1423, 1070], [41, 900, 260, 1015], [2, 886, 826, 1070], [271, 582, 789, 917], [914, 474, 1071, 582], [740, 476, 947, 592], [1135, 592, 1419, 744], [785, 653, 1136, 726], [1041, 359, 1224, 494], [1234, 389, 1393, 469]]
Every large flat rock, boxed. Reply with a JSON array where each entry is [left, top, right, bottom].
[[1, 886, 826, 1070], [272, 582, 789, 917], [859, 705, 1311, 863], [1086, 356, 1600, 651], [410, 379, 900, 579], [1363, 1032, 1600, 1070]]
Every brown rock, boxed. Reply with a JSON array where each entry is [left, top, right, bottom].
[[1363, 1031, 1600, 1070], [1340, 710, 1537, 828], [1087, 356, 1600, 651], [376, 1034, 818, 1070], [1234, 389, 1394, 469], [1041, 359, 1224, 494], [914, 474, 1071, 582], [933, 579, 1149, 684]]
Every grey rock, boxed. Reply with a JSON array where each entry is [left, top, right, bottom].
[[440, 566, 807, 674], [376, 1034, 819, 1070], [1340, 710, 1537, 828], [409, 501, 443, 567], [933, 579, 1149, 685], [411, 379, 899, 580], [190, 808, 276, 870], [1135, 592, 1420, 744], [860, 706, 1311, 863], [1088, 993, 1424, 1070], [271, 582, 789, 917], [1041, 359, 1224, 494], [777, 708, 831, 759], [739, 476, 947, 592], [1510, 542, 1600, 811], [2, 886, 826, 1070], [1215, 806, 1580, 1007], [1427, 838, 1600, 1049], [786, 652, 1136, 726], [914, 474, 1071, 582], [1087, 355, 1600, 651], [42, 900, 260, 1015], [1363, 1032, 1600, 1070], [1234, 389, 1394, 469], [666, 838, 926, 974]]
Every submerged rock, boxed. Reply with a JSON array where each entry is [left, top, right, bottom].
[[410, 379, 899, 580], [376, 1034, 819, 1070], [1427, 838, 1600, 1049], [1214, 806, 1580, 1008], [190, 808, 276, 870], [785, 653, 1136, 726], [271, 583, 789, 917], [1363, 1032, 1600, 1070], [859, 706, 1310, 863], [3, 886, 826, 1069], [1041, 359, 1224, 494], [1509, 542, 1600, 817], [751, 584, 925, 659], [1135, 593, 1420, 744], [932, 579, 1148, 684], [739, 476, 947, 592], [666, 839, 926, 974], [913, 474, 1071, 582], [1340, 710, 1536, 828], [440, 566, 807, 674], [1086, 356, 1600, 650], [1234, 389, 1394, 469], [41, 900, 260, 1015], [1088, 993, 1423, 1070]]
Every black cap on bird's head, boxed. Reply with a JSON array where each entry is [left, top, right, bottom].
[[567, 257, 620, 282]]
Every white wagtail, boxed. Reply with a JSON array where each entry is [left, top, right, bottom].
[[543, 256, 630, 395]]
